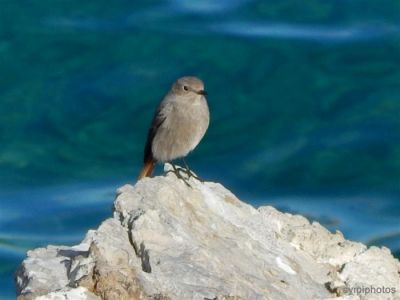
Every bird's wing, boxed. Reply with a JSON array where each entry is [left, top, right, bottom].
[[143, 99, 172, 163]]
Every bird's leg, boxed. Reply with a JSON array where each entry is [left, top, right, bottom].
[[164, 162, 183, 175], [170, 163, 191, 187], [181, 158, 204, 182], [164, 163, 177, 175]]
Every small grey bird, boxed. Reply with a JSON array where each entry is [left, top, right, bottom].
[[139, 76, 209, 179]]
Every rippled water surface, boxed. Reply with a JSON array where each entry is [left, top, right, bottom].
[[1, 0, 400, 298]]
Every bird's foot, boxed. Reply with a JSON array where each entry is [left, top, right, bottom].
[[175, 170, 192, 187], [165, 165, 192, 187], [182, 168, 204, 182]]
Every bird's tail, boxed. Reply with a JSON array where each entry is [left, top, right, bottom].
[[138, 158, 156, 179]]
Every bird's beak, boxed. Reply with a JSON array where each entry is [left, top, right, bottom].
[[197, 90, 208, 96]]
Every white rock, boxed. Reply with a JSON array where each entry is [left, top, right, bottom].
[[15, 165, 400, 300], [35, 287, 99, 300]]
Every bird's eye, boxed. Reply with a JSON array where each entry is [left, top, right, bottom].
[[183, 85, 189, 91]]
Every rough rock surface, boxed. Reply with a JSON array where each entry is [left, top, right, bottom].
[[15, 165, 400, 300]]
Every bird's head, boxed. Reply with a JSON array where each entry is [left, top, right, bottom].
[[171, 76, 207, 97]]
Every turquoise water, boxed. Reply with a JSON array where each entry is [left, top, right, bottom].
[[1, 0, 400, 298]]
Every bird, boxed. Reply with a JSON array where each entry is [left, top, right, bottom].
[[138, 76, 210, 181]]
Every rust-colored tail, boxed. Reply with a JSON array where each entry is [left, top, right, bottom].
[[138, 158, 156, 179]]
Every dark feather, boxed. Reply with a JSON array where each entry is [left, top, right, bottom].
[[144, 104, 166, 163]]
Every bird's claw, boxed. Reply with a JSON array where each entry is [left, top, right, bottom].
[[166, 165, 192, 187], [181, 168, 204, 182]]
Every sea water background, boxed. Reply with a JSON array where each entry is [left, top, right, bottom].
[[1, 0, 400, 298]]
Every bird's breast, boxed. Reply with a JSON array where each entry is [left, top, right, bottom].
[[152, 97, 209, 162]]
